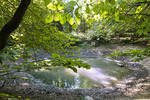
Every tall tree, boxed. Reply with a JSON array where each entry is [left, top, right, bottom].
[[0, 0, 31, 50]]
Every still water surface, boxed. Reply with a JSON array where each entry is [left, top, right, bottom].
[[29, 58, 132, 89]]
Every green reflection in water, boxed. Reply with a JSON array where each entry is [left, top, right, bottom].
[[29, 58, 132, 89]]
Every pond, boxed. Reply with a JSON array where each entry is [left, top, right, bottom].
[[29, 58, 132, 89]]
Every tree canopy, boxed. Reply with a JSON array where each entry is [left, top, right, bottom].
[[0, 0, 149, 72], [0, 0, 92, 73], [0, 0, 149, 73]]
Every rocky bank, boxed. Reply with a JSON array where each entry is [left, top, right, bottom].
[[0, 45, 150, 100]]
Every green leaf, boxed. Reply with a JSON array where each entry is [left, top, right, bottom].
[[43, 0, 51, 6], [137, 29, 143, 36], [75, 8, 79, 15], [105, 0, 115, 5], [60, 14, 66, 25], [57, 4, 64, 11], [110, 0, 116, 5], [104, 5, 111, 11], [0, 93, 9, 97], [25, 99, 30, 100], [47, 2, 56, 11], [75, 17, 81, 25], [120, 1, 126, 7], [143, 31, 147, 35], [12, 66, 21, 70], [119, 14, 125, 20], [72, 23, 78, 29], [72, 67, 77, 73], [69, 18, 74, 25], [45, 14, 53, 23], [67, 14, 71, 22], [105, 0, 109, 4], [54, 13, 61, 21], [0, 70, 4, 72], [86, 6, 91, 13], [70, 6, 74, 10], [1, 64, 9, 68], [86, 65, 91, 69], [69, 1, 77, 6], [51, 53, 60, 58], [115, 12, 120, 22], [135, 6, 143, 13], [22, 54, 31, 59]]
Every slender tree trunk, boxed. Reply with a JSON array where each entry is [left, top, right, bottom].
[[0, 0, 31, 50]]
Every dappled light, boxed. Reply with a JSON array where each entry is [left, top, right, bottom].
[[20, 82, 29, 86]]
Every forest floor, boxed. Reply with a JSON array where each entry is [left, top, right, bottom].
[[0, 44, 150, 100]]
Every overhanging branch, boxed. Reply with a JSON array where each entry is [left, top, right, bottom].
[[126, 13, 150, 16]]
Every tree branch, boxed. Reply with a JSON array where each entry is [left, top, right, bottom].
[[125, 13, 150, 16], [136, 1, 150, 5], [126, 1, 150, 14], [0, 0, 31, 50]]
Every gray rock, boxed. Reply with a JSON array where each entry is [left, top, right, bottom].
[[117, 63, 124, 67]]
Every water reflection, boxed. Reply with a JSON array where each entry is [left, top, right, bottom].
[[72, 74, 80, 89], [29, 58, 131, 89], [66, 67, 117, 86]]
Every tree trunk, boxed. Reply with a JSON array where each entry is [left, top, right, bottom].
[[0, 0, 31, 50]]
